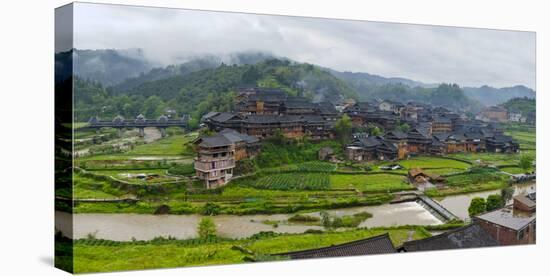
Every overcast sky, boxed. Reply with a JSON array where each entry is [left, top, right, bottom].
[[73, 3, 536, 89]]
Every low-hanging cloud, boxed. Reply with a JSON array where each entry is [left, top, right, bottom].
[[73, 2, 536, 89]]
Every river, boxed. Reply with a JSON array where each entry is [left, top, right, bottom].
[[438, 182, 536, 220], [56, 182, 535, 241], [56, 201, 442, 241]]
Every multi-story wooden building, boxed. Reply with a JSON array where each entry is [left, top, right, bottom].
[[194, 135, 236, 189], [431, 116, 453, 133], [194, 129, 259, 189], [481, 106, 508, 122]]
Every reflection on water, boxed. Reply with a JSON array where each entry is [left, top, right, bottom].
[[57, 201, 441, 241], [438, 182, 536, 220]]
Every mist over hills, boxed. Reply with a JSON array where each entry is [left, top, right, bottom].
[[463, 85, 536, 106], [72, 49, 156, 86], [61, 49, 535, 120]]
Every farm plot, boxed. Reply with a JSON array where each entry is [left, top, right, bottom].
[[261, 161, 336, 173], [89, 169, 179, 185], [252, 173, 330, 190], [398, 156, 470, 170], [329, 173, 411, 192], [447, 152, 521, 166], [296, 161, 337, 172]]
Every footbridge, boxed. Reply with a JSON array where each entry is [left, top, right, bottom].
[[85, 114, 189, 137]]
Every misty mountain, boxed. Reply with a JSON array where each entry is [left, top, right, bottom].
[[330, 70, 436, 90], [112, 52, 277, 91], [71, 49, 155, 86], [463, 85, 536, 106]]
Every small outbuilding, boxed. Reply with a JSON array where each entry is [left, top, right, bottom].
[[318, 147, 335, 161]]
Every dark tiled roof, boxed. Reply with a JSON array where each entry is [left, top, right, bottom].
[[249, 89, 287, 102], [401, 224, 499, 252], [199, 135, 232, 147], [210, 112, 241, 123], [219, 128, 259, 144], [316, 102, 338, 114], [386, 130, 408, 140], [464, 132, 484, 140], [284, 100, 316, 109], [358, 137, 382, 148], [378, 141, 398, 153], [275, 233, 396, 259], [433, 116, 452, 123], [301, 115, 326, 123], [434, 133, 451, 141], [202, 111, 220, 120], [244, 115, 281, 124]]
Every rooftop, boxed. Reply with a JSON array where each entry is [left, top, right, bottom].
[[198, 135, 233, 148], [401, 224, 499, 252], [513, 194, 536, 209], [275, 233, 396, 259], [475, 205, 535, 231]]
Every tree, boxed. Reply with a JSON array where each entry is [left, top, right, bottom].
[[368, 126, 382, 136], [201, 202, 221, 215], [468, 197, 487, 217], [320, 211, 331, 229], [501, 186, 515, 203], [198, 217, 217, 239], [397, 123, 410, 133], [519, 154, 534, 172], [486, 194, 505, 211], [334, 114, 352, 145]]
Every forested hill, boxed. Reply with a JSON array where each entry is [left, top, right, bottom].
[[74, 59, 358, 125], [331, 70, 481, 112], [501, 97, 536, 114], [112, 52, 278, 92], [463, 85, 536, 106]]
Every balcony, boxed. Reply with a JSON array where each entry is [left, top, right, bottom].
[[194, 159, 235, 172]]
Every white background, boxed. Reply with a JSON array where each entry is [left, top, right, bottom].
[[0, 0, 547, 275]]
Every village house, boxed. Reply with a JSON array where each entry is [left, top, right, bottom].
[[480, 106, 508, 122], [474, 192, 536, 245], [485, 134, 520, 153], [407, 168, 443, 184], [281, 96, 317, 115], [400, 104, 421, 123], [235, 88, 288, 115], [508, 110, 525, 123], [345, 135, 405, 161], [378, 99, 404, 114], [315, 101, 340, 121], [431, 116, 453, 133], [406, 127, 432, 154], [194, 129, 259, 189]]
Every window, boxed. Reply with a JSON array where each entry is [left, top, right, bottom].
[[518, 230, 525, 240]]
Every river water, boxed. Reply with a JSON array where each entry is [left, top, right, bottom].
[[56, 201, 441, 241], [56, 182, 535, 241], [437, 182, 536, 220]]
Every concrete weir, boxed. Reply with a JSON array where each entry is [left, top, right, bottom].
[[417, 195, 458, 221], [391, 192, 458, 222]]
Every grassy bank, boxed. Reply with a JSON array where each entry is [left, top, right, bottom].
[[66, 227, 430, 273]]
